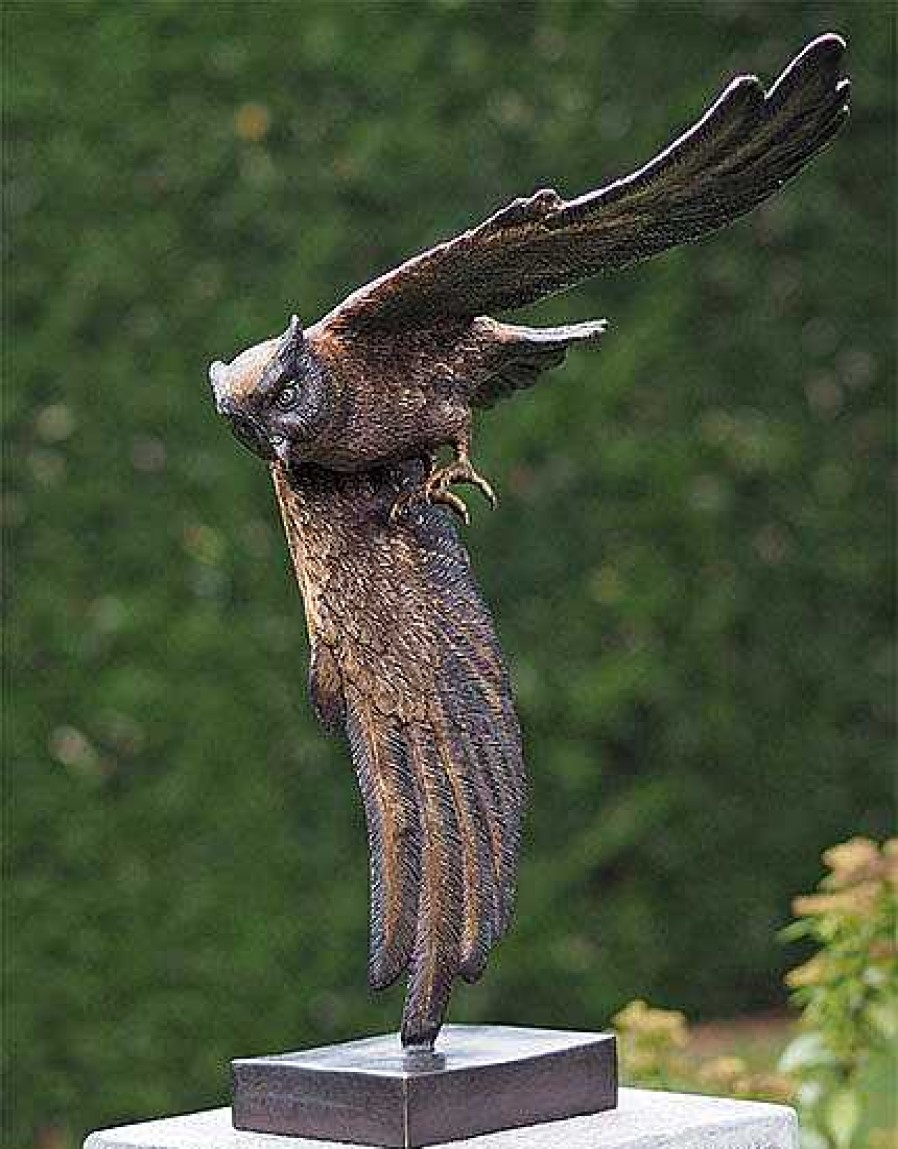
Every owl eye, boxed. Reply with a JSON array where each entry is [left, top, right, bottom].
[[274, 383, 298, 412]]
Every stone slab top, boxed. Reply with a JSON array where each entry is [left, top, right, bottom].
[[234, 1024, 611, 1076], [85, 1087, 798, 1149]]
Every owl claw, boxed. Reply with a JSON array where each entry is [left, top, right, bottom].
[[389, 450, 496, 528], [426, 456, 497, 520], [389, 490, 416, 525], [389, 483, 471, 527], [428, 487, 471, 526]]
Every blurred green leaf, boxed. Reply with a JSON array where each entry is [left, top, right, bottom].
[[825, 1087, 861, 1149], [779, 1033, 839, 1074]]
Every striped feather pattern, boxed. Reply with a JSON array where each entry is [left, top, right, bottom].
[[272, 459, 525, 1048], [325, 35, 849, 330]]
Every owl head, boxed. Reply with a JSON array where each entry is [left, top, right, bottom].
[[209, 315, 332, 466]]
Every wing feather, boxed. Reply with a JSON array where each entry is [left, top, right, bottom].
[[272, 460, 523, 1047], [401, 722, 463, 1047], [345, 698, 420, 989], [323, 35, 848, 331], [431, 701, 498, 982]]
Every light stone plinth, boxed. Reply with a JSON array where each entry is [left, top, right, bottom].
[[85, 1088, 798, 1149]]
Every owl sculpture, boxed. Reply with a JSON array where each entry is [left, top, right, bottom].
[[210, 36, 849, 1051]]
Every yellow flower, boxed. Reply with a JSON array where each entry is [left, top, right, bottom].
[[698, 1056, 748, 1091], [613, 1000, 689, 1046], [822, 837, 887, 888], [786, 954, 831, 989], [732, 1072, 795, 1104], [792, 892, 838, 916], [235, 102, 271, 143], [793, 881, 883, 921]]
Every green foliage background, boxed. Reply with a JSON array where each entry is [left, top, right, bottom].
[[4, 1, 893, 1144]]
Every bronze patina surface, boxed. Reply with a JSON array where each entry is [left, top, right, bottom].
[[211, 36, 849, 1052], [231, 1025, 617, 1147]]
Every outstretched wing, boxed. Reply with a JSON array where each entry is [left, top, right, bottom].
[[272, 459, 524, 1048], [324, 35, 849, 332]]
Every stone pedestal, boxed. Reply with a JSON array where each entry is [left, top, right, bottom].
[[85, 1087, 798, 1148]]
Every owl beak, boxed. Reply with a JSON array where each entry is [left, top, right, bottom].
[[225, 413, 276, 462], [271, 435, 292, 467]]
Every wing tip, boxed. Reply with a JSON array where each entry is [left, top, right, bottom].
[[724, 73, 763, 94], [369, 951, 407, 991], [459, 953, 490, 984], [782, 33, 848, 83], [768, 31, 849, 99], [805, 31, 848, 57]]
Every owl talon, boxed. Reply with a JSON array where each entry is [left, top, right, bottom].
[[389, 491, 413, 524], [459, 467, 497, 509], [429, 487, 471, 526], [389, 484, 470, 526], [425, 455, 497, 521], [390, 450, 495, 528]]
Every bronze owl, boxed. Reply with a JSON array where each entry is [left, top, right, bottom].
[[209, 35, 849, 1051]]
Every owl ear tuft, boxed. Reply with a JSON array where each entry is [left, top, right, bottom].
[[281, 314, 305, 368]]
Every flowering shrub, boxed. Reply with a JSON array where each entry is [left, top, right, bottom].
[[614, 838, 897, 1149], [611, 999, 689, 1090], [696, 1054, 795, 1105], [780, 838, 897, 1149], [611, 1001, 794, 1103]]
